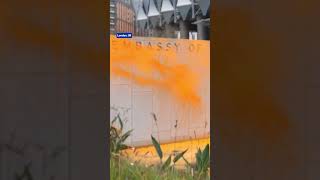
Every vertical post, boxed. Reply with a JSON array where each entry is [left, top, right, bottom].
[[197, 17, 209, 40], [197, 22, 209, 40], [179, 20, 190, 39]]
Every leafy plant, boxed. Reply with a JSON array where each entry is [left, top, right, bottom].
[[151, 135, 187, 170], [151, 135, 163, 162], [195, 144, 210, 178], [110, 155, 195, 180], [109, 112, 210, 180], [151, 113, 161, 144], [173, 149, 188, 164], [161, 155, 172, 170], [110, 114, 133, 155]]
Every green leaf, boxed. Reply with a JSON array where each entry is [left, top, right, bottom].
[[151, 135, 163, 160], [194, 145, 210, 175], [196, 148, 202, 163], [173, 149, 188, 163], [110, 126, 119, 137], [119, 144, 129, 151], [161, 155, 171, 170], [151, 113, 157, 122], [120, 130, 133, 143], [202, 144, 210, 166], [111, 115, 118, 125], [110, 113, 133, 154], [117, 114, 123, 130], [182, 157, 191, 167], [203, 145, 209, 157], [195, 148, 202, 171]]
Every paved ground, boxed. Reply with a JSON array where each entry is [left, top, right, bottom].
[[122, 138, 210, 169]]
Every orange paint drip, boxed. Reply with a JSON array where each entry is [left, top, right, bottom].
[[110, 36, 210, 108]]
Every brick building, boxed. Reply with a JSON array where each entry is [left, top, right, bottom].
[[110, 0, 136, 35]]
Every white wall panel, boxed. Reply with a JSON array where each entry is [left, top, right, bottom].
[[110, 77, 210, 146], [132, 91, 154, 145]]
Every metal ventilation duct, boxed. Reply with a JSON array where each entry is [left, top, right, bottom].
[[137, 3, 148, 28], [198, 0, 210, 16], [155, 0, 163, 11], [137, 4, 148, 21], [171, 0, 177, 7], [148, 0, 161, 27], [161, 0, 174, 12], [143, 0, 150, 14], [160, 0, 174, 23], [178, 5, 191, 20], [176, 0, 192, 7], [131, 0, 141, 14], [147, 0, 160, 17], [176, 0, 192, 20]]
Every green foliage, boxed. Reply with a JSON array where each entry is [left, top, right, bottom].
[[173, 149, 188, 164], [151, 135, 163, 161], [151, 135, 188, 171], [110, 112, 210, 180], [182, 157, 191, 167], [110, 155, 195, 180], [194, 144, 210, 178], [162, 155, 172, 170], [110, 114, 133, 154]]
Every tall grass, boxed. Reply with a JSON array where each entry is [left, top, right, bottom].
[[110, 112, 210, 180], [110, 156, 197, 180]]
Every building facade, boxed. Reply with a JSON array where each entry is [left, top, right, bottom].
[[133, 0, 211, 40], [110, 0, 136, 35]]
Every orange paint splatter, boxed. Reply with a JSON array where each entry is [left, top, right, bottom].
[[110, 36, 210, 108]]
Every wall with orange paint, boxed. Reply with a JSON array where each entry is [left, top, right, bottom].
[[110, 36, 210, 146]]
